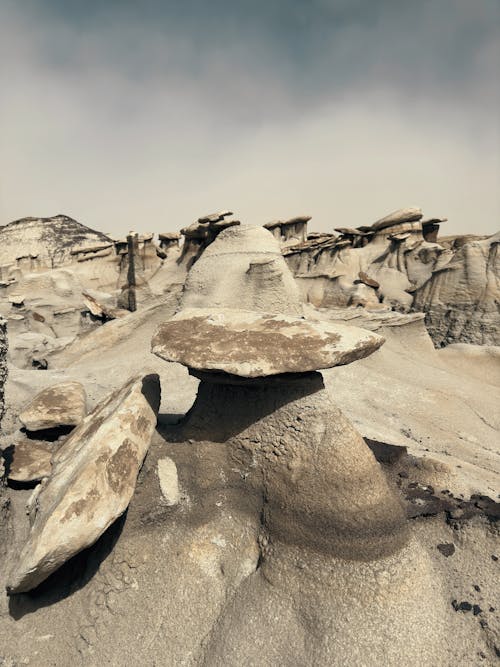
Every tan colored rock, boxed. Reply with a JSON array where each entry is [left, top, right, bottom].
[[19, 381, 87, 431], [7, 440, 53, 482], [152, 308, 384, 377], [6, 374, 160, 594]]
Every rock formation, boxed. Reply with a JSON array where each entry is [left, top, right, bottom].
[[0, 218, 497, 665], [18, 381, 87, 432], [0, 316, 6, 429], [178, 210, 241, 269], [282, 208, 499, 346], [150, 225, 450, 664], [6, 374, 160, 593], [414, 232, 500, 346]]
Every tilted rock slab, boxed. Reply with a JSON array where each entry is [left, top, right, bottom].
[[7, 374, 160, 594], [19, 381, 87, 431], [152, 308, 384, 377], [7, 440, 53, 482]]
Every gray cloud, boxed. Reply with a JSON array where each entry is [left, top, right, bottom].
[[0, 0, 498, 236]]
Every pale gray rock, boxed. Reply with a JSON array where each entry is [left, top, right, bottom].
[[157, 457, 180, 505], [152, 307, 384, 377], [414, 232, 500, 346], [6, 373, 160, 593], [19, 381, 87, 431], [372, 207, 423, 231], [181, 225, 303, 315]]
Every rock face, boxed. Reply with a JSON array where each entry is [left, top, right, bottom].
[[0, 215, 112, 268], [152, 308, 384, 377], [414, 232, 500, 346], [19, 381, 87, 431], [181, 225, 303, 315], [6, 374, 160, 594], [282, 208, 499, 346], [0, 317, 7, 428]]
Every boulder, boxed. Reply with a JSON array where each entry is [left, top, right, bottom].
[[152, 308, 384, 377], [6, 440, 53, 482], [19, 381, 87, 431], [6, 374, 160, 594]]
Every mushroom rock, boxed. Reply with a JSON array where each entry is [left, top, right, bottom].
[[422, 217, 447, 243], [180, 225, 303, 316], [264, 216, 311, 247], [19, 381, 87, 432], [178, 211, 241, 269], [6, 374, 160, 594], [151, 237, 449, 663], [372, 207, 423, 231]]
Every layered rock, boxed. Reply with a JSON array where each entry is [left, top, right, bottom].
[[7, 374, 160, 593], [0, 215, 112, 270], [281, 208, 499, 346]]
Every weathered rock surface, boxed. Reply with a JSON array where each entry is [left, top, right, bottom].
[[6, 440, 53, 482], [0, 317, 7, 428], [181, 225, 303, 315], [152, 308, 384, 377], [414, 232, 500, 346], [19, 381, 87, 431], [6, 374, 160, 593], [282, 209, 499, 346], [0, 215, 112, 268]]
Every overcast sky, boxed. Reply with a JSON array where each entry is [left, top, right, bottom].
[[0, 0, 499, 237]]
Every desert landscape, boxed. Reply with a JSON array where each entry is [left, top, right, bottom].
[[0, 209, 498, 665]]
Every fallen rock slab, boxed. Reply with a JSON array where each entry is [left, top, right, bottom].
[[19, 381, 87, 431], [7, 374, 160, 594], [152, 308, 384, 377], [5, 440, 53, 483]]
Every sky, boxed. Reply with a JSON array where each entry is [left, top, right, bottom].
[[0, 0, 499, 237]]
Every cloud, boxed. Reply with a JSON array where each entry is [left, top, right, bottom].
[[0, 0, 498, 236]]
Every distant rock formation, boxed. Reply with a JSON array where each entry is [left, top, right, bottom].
[[280, 208, 499, 346], [413, 232, 499, 346], [0, 215, 112, 270]]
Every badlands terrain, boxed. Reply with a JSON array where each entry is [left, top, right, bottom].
[[0, 208, 498, 666]]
